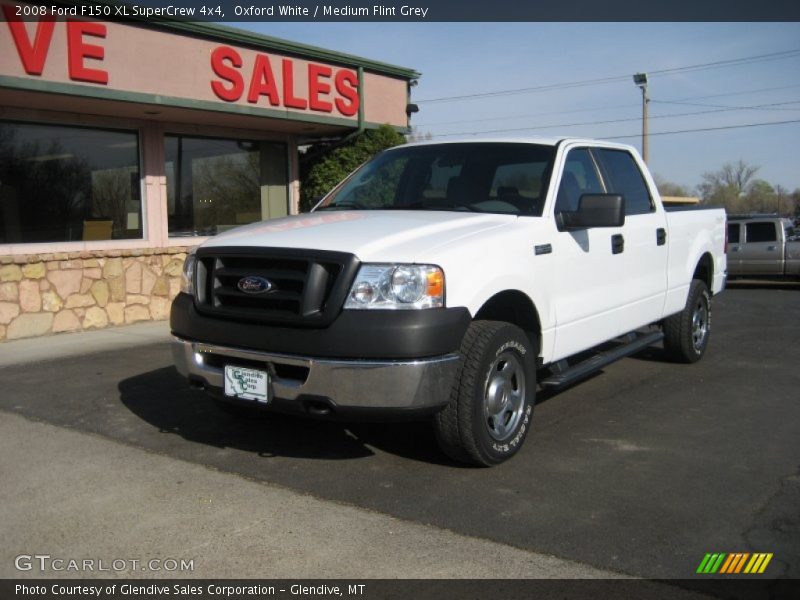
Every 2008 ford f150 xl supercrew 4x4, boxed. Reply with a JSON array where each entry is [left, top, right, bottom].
[[171, 138, 727, 466]]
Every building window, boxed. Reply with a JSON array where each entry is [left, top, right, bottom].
[[165, 135, 288, 237], [0, 121, 142, 244]]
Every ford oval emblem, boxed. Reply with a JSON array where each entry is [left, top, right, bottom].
[[237, 276, 273, 294]]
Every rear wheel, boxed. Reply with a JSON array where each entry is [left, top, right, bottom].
[[663, 279, 711, 363], [434, 320, 536, 466]]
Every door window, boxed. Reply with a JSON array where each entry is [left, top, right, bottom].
[[745, 222, 777, 243], [555, 148, 604, 213], [727, 223, 741, 244], [594, 148, 653, 215]]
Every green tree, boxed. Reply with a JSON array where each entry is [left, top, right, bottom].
[[299, 124, 406, 212], [744, 179, 778, 213], [653, 174, 692, 197]]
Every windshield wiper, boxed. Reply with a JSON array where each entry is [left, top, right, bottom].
[[382, 202, 485, 212], [316, 202, 368, 211]]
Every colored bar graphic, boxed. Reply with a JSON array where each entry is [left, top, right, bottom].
[[734, 553, 750, 573], [758, 553, 773, 574], [697, 554, 714, 573], [719, 554, 735, 573], [698, 552, 773, 574], [744, 554, 760, 573], [710, 553, 726, 573], [719, 553, 736, 574]]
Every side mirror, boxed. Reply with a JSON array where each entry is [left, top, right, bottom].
[[561, 194, 625, 229]]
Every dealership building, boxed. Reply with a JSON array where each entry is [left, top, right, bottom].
[[0, 2, 418, 341]]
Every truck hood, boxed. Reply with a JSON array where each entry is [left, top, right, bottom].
[[200, 210, 516, 262]]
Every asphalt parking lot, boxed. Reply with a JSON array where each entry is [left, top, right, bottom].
[[1, 283, 798, 583]]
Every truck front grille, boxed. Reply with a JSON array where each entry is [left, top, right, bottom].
[[194, 247, 359, 327]]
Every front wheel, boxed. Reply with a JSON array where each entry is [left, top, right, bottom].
[[663, 279, 712, 363], [434, 320, 536, 467]]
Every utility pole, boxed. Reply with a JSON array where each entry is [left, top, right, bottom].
[[633, 73, 649, 163]]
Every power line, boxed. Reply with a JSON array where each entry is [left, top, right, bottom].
[[662, 83, 800, 103], [415, 103, 638, 127], [417, 74, 630, 104], [416, 48, 800, 104], [605, 118, 800, 140], [427, 118, 800, 140], [427, 100, 800, 137], [652, 99, 800, 111], [647, 48, 800, 76], [415, 83, 800, 128]]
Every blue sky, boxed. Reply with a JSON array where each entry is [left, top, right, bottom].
[[234, 22, 800, 192]]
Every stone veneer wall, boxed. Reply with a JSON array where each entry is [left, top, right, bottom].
[[0, 248, 191, 342]]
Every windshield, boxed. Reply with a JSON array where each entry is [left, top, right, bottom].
[[316, 142, 556, 216]]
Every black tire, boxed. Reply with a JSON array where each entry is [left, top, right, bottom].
[[434, 320, 536, 467], [663, 279, 712, 363]]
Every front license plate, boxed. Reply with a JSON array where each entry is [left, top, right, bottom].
[[224, 365, 270, 403]]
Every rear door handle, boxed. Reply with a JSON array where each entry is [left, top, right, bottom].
[[656, 228, 666, 246], [611, 234, 624, 254]]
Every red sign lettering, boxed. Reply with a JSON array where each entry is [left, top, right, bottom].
[[335, 70, 359, 117], [2, 6, 56, 76], [66, 19, 108, 84], [210, 46, 244, 101], [209, 46, 360, 117], [247, 54, 279, 106], [3, 8, 107, 85], [308, 64, 333, 113], [281, 59, 307, 110]]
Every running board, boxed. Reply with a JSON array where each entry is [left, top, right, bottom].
[[541, 330, 664, 388]]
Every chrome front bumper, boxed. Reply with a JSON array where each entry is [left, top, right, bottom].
[[172, 336, 461, 411]]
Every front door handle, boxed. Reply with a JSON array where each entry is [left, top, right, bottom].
[[612, 234, 624, 254], [767, 245, 777, 251], [656, 228, 666, 246]]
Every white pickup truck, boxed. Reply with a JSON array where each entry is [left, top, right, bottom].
[[171, 138, 727, 466]]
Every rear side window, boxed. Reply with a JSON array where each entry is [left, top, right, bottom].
[[595, 149, 653, 216], [746, 222, 777, 243], [727, 223, 741, 244]]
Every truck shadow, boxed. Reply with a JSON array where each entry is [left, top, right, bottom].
[[118, 366, 456, 466]]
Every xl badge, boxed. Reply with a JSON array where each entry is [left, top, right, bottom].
[[237, 276, 273, 294]]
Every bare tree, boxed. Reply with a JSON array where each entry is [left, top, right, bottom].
[[406, 127, 433, 143], [91, 169, 131, 236], [698, 160, 760, 201]]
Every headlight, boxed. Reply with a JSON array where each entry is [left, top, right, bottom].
[[344, 264, 444, 310], [180, 251, 197, 295]]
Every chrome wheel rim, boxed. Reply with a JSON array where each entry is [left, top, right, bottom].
[[692, 298, 708, 352], [483, 351, 526, 442]]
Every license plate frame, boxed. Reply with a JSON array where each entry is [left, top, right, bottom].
[[223, 365, 270, 403]]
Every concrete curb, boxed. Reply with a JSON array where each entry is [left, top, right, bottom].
[[0, 411, 623, 580], [0, 321, 171, 367]]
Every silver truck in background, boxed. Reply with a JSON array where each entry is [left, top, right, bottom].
[[726, 215, 800, 278]]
